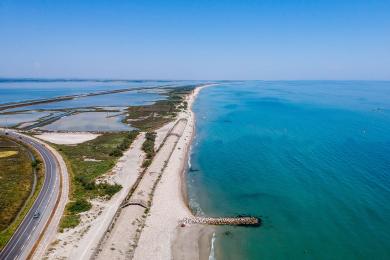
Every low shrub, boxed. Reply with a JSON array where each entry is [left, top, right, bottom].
[[98, 183, 122, 198], [67, 199, 92, 213], [142, 132, 156, 159]]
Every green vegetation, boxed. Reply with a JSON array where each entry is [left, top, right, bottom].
[[125, 86, 195, 131], [59, 214, 80, 230], [57, 130, 139, 230], [31, 158, 41, 168], [142, 132, 156, 168], [67, 199, 92, 213], [109, 131, 138, 157], [0, 136, 44, 249]]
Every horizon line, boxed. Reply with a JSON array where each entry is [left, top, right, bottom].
[[1, 77, 390, 82]]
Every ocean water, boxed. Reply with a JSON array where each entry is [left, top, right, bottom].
[[187, 81, 390, 259]]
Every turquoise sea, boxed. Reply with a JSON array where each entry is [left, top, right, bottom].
[[187, 81, 390, 259]]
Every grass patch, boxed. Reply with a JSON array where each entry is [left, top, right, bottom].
[[58, 214, 80, 231], [0, 150, 18, 158], [67, 199, 92, 214], [125, 86, 196, 131], [57, 130, 139, 230], [0, 136, 44, 250], [142, 132, 156, 168]]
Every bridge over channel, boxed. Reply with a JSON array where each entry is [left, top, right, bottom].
[[121, 199, 148, 209]]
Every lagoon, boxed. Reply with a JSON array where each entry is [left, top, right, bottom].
[[39, 112, 132, 132], [0, 80, 165, 104]]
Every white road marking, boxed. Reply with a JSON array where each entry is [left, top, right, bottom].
[[1, 132, 59, 259]]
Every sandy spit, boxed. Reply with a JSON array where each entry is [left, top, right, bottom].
[[133, 84, 216, 260]]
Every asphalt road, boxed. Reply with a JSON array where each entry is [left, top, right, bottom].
[[0, 130, 60, 260]]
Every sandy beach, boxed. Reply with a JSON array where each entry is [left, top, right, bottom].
[[132, 84, 216, 260]]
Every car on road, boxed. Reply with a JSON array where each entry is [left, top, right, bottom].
[[33, 212, 40, 219]]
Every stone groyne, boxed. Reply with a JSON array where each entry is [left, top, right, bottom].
[[181, 216, 261, 227]]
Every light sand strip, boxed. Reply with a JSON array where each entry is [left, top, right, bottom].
[[133, 85, 216, 260]]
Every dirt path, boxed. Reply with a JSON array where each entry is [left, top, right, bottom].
[[96, 119, 188, 259]]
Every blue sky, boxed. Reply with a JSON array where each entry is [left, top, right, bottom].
[[0, 0, 389, 80]]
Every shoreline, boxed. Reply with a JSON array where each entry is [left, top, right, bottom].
[[181, 84, 213, 215], [133, 84, 216, 260], [174, 84, 217, 259]]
